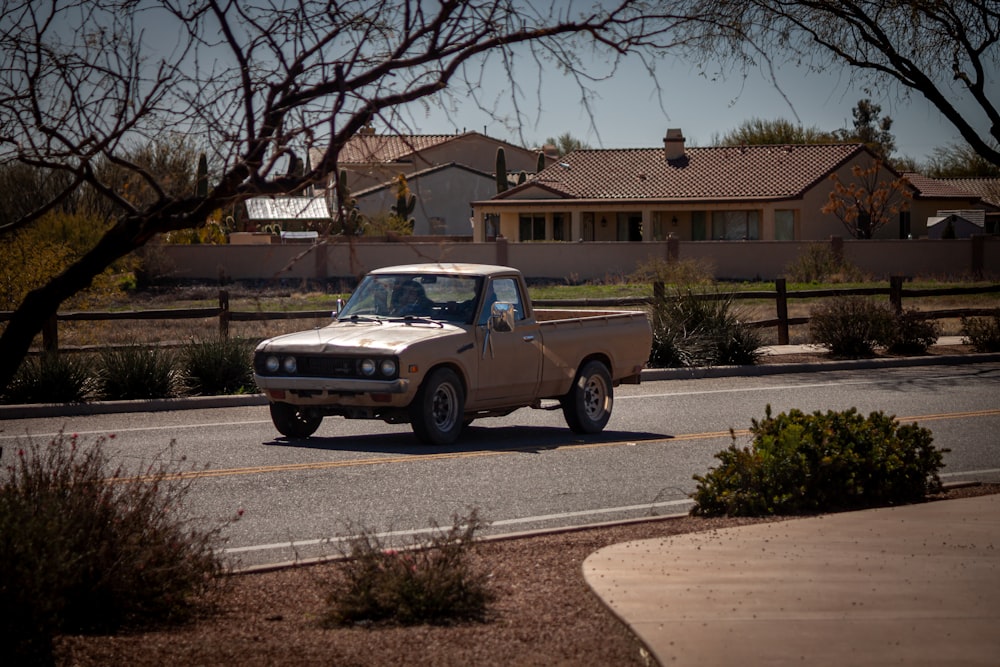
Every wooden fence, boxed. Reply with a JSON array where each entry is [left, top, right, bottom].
[[5, 278, 999, 353]]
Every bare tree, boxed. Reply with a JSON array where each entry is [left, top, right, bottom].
[[681, 0, 1000, 167], [0, 0, 692, 393]]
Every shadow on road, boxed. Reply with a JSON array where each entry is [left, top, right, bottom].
[[263, 425, 670, 456]]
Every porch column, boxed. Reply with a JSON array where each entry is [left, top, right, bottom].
[[571, 210, 583, 242]]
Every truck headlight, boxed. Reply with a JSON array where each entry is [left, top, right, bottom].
[[265, 355, 280, 373], [282, 356, 298, 374], [359, 359, 376, 376], [379, 359, 397, 377]]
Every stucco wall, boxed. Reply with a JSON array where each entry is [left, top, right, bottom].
[[159, 236, 1000, 283]]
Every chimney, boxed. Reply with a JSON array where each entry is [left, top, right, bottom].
[[663, 128, 685, 161]]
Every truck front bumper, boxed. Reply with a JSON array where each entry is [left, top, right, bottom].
[[253, 374, 412, 405]]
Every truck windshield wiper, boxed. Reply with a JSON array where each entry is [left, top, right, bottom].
[[343, 314, 384, 324], [389, 316, 444, 327]]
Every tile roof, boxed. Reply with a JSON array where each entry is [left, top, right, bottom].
[[937, 178, 1000, 208], [245, 196, 330, 220], [504, 144, 868, 201], [902, 173, 982, 200], [337, 133, 462, 164]]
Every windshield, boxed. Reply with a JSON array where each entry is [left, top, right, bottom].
[[337, 273, 483, 324]]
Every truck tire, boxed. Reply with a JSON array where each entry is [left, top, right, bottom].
[[561, 360, 613, 434], [269, 402, 323, 439], [410, 367, 465, 445]]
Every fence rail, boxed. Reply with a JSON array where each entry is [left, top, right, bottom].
[[3, 279, 998, 353]]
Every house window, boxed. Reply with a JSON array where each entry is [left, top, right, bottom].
[[899, 211, 911, 239], [582, 212, 595, 241], [691, 211, 707, 240], [552, 213, 567, 241], [518, 213, 545, 241], [775, 210, 795, 240], [713, 211, 759, 240]]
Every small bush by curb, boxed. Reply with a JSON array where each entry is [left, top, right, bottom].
[[691, 405, 947, 517]]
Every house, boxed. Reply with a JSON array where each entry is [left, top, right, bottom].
[[351, 163, 498, 236], [307, 128, 552, 236], [471, 129, 920, 242], [935, 178, 1000, 234], [901, 173, 990, 237]]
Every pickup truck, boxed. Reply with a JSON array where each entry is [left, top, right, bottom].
[[253, 263, 652, 445]]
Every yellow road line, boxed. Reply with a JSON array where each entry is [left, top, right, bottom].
[[117, 408, 1000, 483]]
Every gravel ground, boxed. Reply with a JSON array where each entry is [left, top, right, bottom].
[[56, 484, 999, 667]]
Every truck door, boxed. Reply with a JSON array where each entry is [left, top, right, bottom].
[[474, 277, 542, 403]]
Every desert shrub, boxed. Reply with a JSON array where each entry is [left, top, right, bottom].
[[629, 257, 715, 286], [647, 287, 763, 367], [809, 296, 896, 357], [0, 432, 230, 664], [96, 345, 177, 400], [1, 353, 93, 404], [690, 406, 946, 517], [887, 310, 940, 355], [323, 510, 493, 627], [181, 337, 256, 395], [961, 311, 1000, 352], [784, 243, 867, 284]]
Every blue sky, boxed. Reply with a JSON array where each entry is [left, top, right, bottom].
[[404, 51, 990, 165]]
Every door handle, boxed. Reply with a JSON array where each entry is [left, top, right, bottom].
[[522, 335, 535, 342]]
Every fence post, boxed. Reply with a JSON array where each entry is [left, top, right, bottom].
[[653, 281, 664, 302], [666, 236, 679, 264], [775, 278, 789, 345], [889, 275, 904, 314], [43, 314, 58, 353], [219, 290, 230, 339]]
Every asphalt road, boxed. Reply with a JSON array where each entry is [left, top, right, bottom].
[[2, 363, 999, 569]]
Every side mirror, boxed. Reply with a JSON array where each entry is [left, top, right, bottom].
[[333, 297, 345, 319], [489, 302, 515, 332]]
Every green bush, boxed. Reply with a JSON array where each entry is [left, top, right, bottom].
[[1, 353, 93, 404], [809, 296, 896, 357], [0, 432, 230, 664], [629, 257, 714, 286], [323, 510, 493, 627], [181, 337, 256, 395], [784, 244, 867, 284], [961, 311, 1000, 352], [647, 287, 762, 367], [887, 310, 940, 355], [96, 345, 177, 400], [690, 406, 946, 517]]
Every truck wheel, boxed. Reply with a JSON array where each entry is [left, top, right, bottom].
[[410, 367, 465, 445], [561, 360, 613, 434], [269, 402, 322, 439]]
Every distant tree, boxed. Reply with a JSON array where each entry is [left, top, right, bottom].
[[925, 141, 1000, 178], [679, 1, 1000, 168], [822, 160, 912, 239], [714, 118, 838, 145], [837, 99, 896, 162], [495, 147, 509, 194], [543, 132, 592, 156]]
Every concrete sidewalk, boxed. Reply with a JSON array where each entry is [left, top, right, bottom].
[[583, 494, 1000, 666]]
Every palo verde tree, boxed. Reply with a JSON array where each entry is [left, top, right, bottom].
[[680, 0, 1000, 168], [0, 0, 691, 394]]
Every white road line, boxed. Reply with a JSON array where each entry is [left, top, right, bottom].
[[223, 499, 695, 555]]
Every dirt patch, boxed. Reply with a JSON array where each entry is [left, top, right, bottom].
[[56, 484, 1000, 667]]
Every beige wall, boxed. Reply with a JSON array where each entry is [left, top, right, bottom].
[[160, 236, 999, 283]]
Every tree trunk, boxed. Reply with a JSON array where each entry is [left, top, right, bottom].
[[0, 224, 139, 394]]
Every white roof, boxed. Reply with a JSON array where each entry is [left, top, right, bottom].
[[245, 196, 330, 220]]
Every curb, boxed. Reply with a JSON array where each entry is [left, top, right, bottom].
[[2, 352, 999, 421]]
